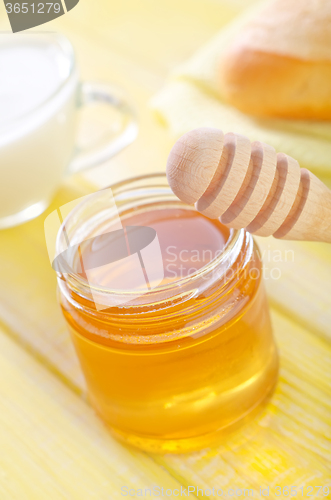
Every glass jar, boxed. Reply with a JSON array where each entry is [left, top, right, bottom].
[[56, 173, 278, 453]]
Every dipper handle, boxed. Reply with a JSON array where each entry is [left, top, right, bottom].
[[166, 128, 331, 243]]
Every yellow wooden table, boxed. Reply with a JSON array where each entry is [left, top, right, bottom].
[[0, 1, 330, 498]]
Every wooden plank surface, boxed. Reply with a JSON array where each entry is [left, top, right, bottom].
[[0, 0, 330, 498], [0, 322, 196, 500]]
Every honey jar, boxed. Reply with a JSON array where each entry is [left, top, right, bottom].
[[56, 173, 278, 453]]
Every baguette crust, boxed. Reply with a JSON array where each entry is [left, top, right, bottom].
[[219, 0, 331, 120], [220, 47, 331, 120]]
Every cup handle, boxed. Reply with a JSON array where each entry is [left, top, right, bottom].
[[68, 82, 138, 174]]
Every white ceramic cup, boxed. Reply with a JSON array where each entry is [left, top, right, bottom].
[[0, 33, 137, 229]]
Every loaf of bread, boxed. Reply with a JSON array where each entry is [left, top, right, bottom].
[[219, 0, 331, 120]]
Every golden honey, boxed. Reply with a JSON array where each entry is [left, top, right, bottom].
[[57, 174, 278, 453]]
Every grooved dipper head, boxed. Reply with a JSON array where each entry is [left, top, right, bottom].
[[166, 127, 224, 205]]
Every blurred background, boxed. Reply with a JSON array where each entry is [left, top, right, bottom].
[[1, 0, 258, 188]]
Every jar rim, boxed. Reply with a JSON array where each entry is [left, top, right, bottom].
[[56, 173, 249, 309]]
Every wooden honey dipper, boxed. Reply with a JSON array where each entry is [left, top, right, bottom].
[[166, 128, 331, 243]]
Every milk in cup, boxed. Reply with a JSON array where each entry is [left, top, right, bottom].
[[0, 34, 78, 226]]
